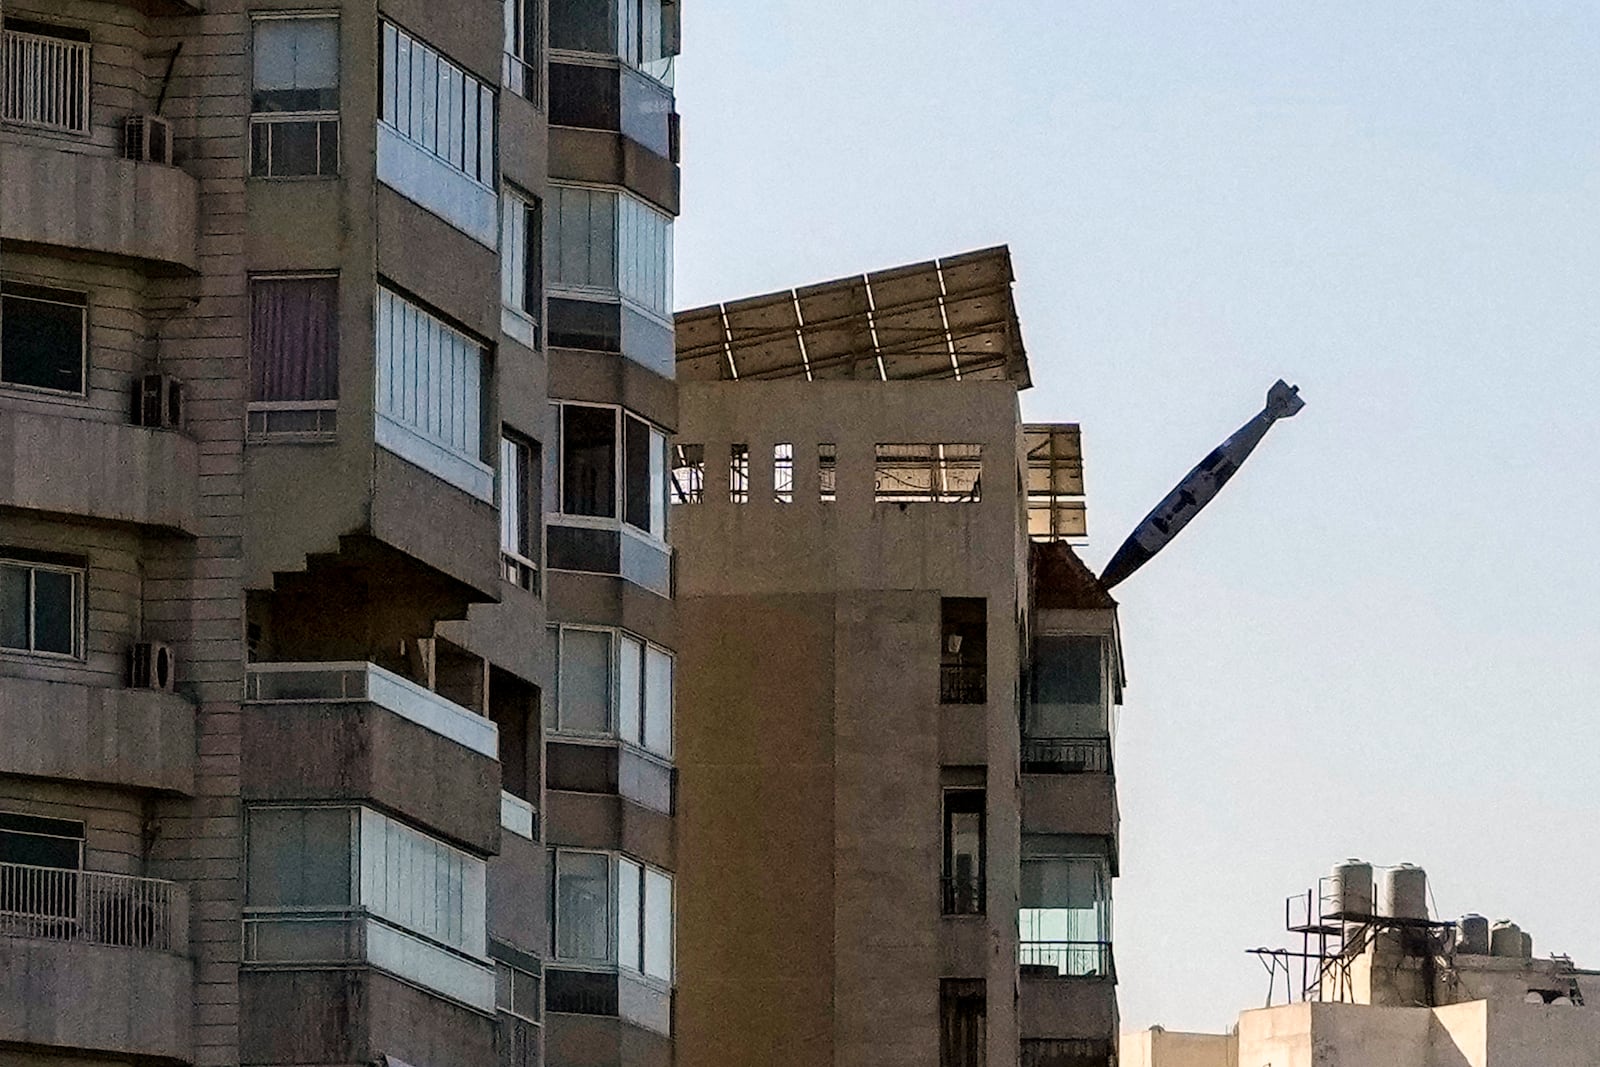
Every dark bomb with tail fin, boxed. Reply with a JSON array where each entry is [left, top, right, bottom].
[[1099, 380, 1305, 590]]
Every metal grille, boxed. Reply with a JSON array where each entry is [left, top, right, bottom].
[[1021, 737, 1112, 775], [940, 663, 987, 704], [0, 862, 177, 951], [2, 28, 91, 134], [1020, 1038, 1115, 1067], [1019, 940, 1115, 979]]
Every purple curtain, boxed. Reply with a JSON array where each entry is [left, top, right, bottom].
[[250, 277, 338, 402]]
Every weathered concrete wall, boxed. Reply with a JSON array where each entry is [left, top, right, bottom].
[[0, 676, 194, 794], [1120, 1028, 1237, 1067]]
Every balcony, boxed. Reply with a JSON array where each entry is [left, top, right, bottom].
[[242, 662, 502, 853], [0, 863, 192, 1062], [1020, 941, 1118, 1050], [0, 411, 200, 535], [0, 676, 195, 794], [939, 662, 987, 705], [0, 141, 200, 273], [1022, 736, 1112, 775]]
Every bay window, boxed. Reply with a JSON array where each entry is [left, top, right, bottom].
[[250, 15, 340, 178], [547, 185, 674, 349], [551, 848, 673, 983], [551, 624, 673, 759], [550, 0, 677, 83], [379, 22, 498, 246], [375, 285, 493, 502]]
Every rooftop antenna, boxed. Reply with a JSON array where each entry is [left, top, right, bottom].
[[1100, 379, 1305, 589]]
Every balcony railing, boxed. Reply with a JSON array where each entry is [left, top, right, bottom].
[[1021, 736, 1112, 775], [244, 661, 499, 760], [0, 862, 180, 951], [1019, 940, 1115, 980], [1021, 1038, 1116, 1067], [2, 28, 91, 134], [939, 663, 987, 705], [941, 874, 985, 916]]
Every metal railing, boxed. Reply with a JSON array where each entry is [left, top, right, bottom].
[[939, 663, 987, 704], [1021, 736, 1112, 775], [2, 28, 91, 134], [1019, 940, 1115, 980], [0, 862, 179, 951], [941, 875, 985, 916], [1020, 1037, 1116, 1067]]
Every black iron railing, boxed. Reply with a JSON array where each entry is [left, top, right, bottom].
[[939, 663, 987, 704], [1021, 736, 1112, 775], [1021, 1037, 1117, 1067], [1019, 940, 1115, 980], [941, 874, 985, 916]]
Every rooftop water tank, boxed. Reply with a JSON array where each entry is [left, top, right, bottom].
[[1521, 931, 1535, 959], [1383, 864, 1429, 921], [1330, 859, 1373, 919], [1490, 919, 1525, 958], [1458, 914, 1490, 955]]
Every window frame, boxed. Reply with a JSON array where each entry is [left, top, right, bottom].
[[249, 13, 342, 179], [550, 847, 673, 984], [0, 282, 88, 398], [503, 0, 544, 106], [546, 181, 674, 326], [380, 19, 497, 189], [550, 401, 670, 546], [0, 553, 86, 661], [247, 272, 340, 441], [551, 623, 673, 758], [552, 847, 614, 965], [501, 186, 544, 340], [0, 18, 92, 137], [942, 788, 986, 917], [500, 429, 541, 591]]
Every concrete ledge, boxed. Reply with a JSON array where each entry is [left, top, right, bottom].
[[0, 936, 193, 1062], [0, 676, 195, 795], [547, 1009, 674, 1067], [1023, 772, 1119, 841], [0, 411, 200, 535], [0, 142, 199, 272], [1020, 972, 1118, 1041]]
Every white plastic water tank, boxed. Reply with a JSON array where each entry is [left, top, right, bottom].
[[1383, 864, 1429, 920], [1490, 919, 1525, 958], [1330, 859, 1374, 918], [1458, 914, 1490, 955]]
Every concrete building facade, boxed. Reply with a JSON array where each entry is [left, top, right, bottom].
[[0, 0, 680, 1064], [669, 249, 1125, 1067]]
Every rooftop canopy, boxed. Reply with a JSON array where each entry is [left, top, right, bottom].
[[675, 246, 1031, 386]]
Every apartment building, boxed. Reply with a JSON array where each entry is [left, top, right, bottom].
[[669, 249, 1124, 1067], [0, 0, 679, 1065]]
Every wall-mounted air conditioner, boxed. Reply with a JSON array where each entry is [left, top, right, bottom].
[[124, 114, 173, 165], [130, 642, 176, 693], [132, 373, 185, 430]]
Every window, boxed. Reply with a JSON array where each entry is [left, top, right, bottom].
[[0, 812, 82, 870], [875, 444, 982, 503], [374, 286, 492, 500], [616, 857, 672, 981], [623, 416, 667, 537], [496, 960, 542, 1022], [1019, 849, 1112, 977], [500, 432, 540, 591], [670, 443, 703, 504], [554, 850, 610, 962], [818, 443, 837, 503], [550, 0, 675, 82], [1, 283, 86, 395], [245, 807, 353, 908], [547, 185, 673, 322], [555, 625, 672, 757], [0, 812, 83, 924], [380, 21, 495, 187], [940, 598, 987, 705], [0, 555, 83, 659], [553, 403, 669, 538], [773, 444, 793, 504], [940, 979, 986, 1067], [249, 275, 338, 438], [729, 444, 749, 504], [1028, 635, 1107, 738], [943, 790, 985, 916], [1, 19, 91, 135], [504, 0, 542, 104], [251, 16, 340, 177], [501, 189, 543, 348]]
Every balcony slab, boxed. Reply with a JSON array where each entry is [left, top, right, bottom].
[[0, 411, 199, 535], [0, 676, 195, 794], [1020, 971, 1119, 1042], [0, 142, 199, 273]]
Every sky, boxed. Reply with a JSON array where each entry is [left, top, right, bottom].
[[672, 0, 1600, 1033]]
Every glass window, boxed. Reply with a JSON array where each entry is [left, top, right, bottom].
[[245, 808, 353, 907], [555, 851, 611, 961], [618, 633, 643, 745], [0, 812, 83, 870], [622, 416, 667, 537], [504, 0, 542, 103], [1, 284, 86, 395], [643, 645, 672, 756], [550, 62, 620, 130], [943, 790, 985, 916], [643, 866, 672, 981], [375, 286, 488, 467], [549, 186, 618, 293], [550, 0, 615, 53], [0, 557, 82, 658], [1029, 635, 1107, 737], [496, 961, 541, 1021], [501, 190, 543, 328], [617, 193, 673, 319], [1019, 854, 1112, 976], [250, 276, 339, 427], [500, 432, 539, 589], [559, 628, 612, 733], [251, 16, 340, 177], [359, 808, 485, 956], [561, 405, 617, 517], [618, 856, 642, 971], [381, 21, 496, 185]]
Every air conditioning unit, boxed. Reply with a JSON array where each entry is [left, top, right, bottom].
[[123, 114, 173, 165], [130, 642, 176, 693], [132, 374, 185, 430]]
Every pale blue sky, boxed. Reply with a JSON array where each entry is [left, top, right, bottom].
[[674, 1, 1600, 1031]]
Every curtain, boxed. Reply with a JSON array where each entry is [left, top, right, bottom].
[[251, 277, 338, 402]]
